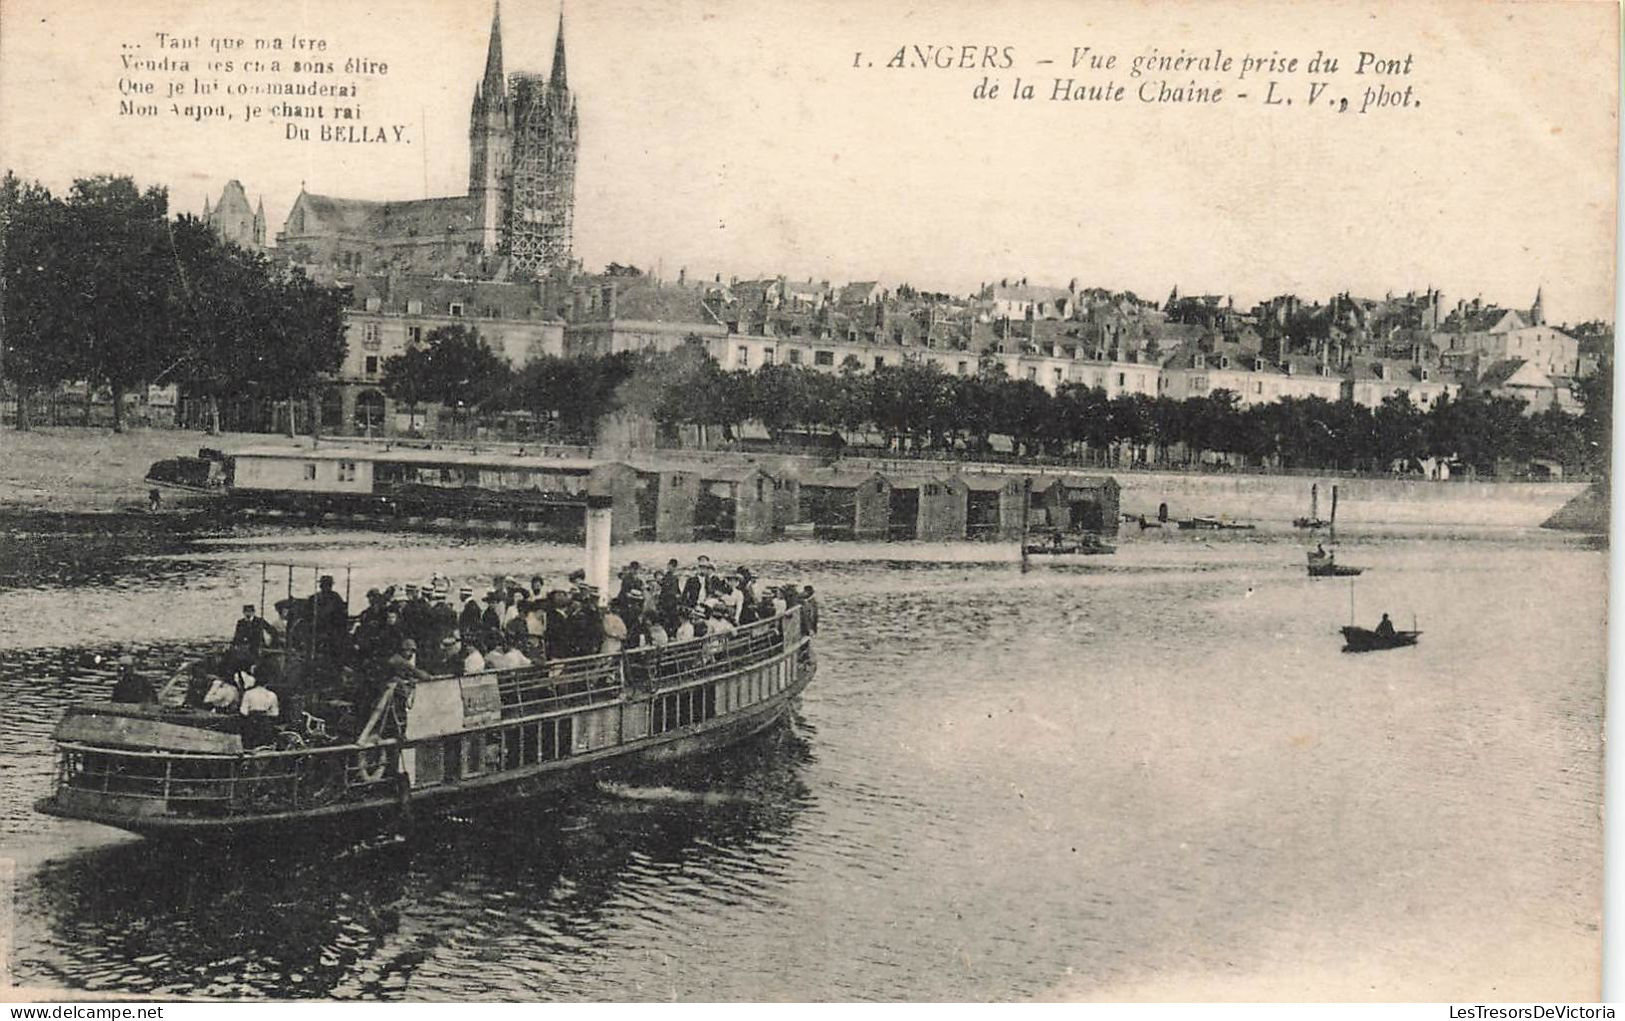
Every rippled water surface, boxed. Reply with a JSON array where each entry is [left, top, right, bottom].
[[0, 515, 1606, 1000]]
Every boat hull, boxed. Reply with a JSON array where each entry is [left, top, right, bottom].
[[1308, 562, 1363, 577], [38, 608, 818, 841], [37, 664, 811, 840]]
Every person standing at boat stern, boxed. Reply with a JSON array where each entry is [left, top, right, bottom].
[[110, 655, 154, 704], [232, 604, 277, 653], [311, 575, 348, 655]]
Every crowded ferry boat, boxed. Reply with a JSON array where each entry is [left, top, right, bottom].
[[37, 556, 818, 839]]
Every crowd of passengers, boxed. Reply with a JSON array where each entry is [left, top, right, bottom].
[[112, 558, 818, 747]]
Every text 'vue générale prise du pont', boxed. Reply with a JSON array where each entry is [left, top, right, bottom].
[[851, 43, 1420, 114]]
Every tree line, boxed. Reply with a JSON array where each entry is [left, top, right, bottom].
[[1, 173, 346, 432], [3, 171, 1604, 475], [392, 327, 1609, 477]]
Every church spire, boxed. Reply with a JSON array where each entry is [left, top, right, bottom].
[[550, 8, 568, 90], [1530, 285, 1545, 326], [481, 0, 506, 98]]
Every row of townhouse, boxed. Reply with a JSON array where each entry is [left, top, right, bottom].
[[721, 331, 1466, 409], [310, 275, 1578, 436]]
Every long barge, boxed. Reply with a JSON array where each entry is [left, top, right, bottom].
[[37, 606, 815, 839]]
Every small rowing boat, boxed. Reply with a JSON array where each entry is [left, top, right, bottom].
[[1306, 485, 1363, 577], [1340, 626, 1421, 652], [1177, 516, 1255, 531]]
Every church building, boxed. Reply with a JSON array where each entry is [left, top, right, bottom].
[[204, 179, 266, 251], [275, 3, 578, 280]]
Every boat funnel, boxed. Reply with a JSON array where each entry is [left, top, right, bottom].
[[584, 494, 614, 606]]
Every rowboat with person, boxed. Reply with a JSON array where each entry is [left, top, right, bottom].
[[1307, 485, 1363, 577], [1337, 581, 1420, 652]]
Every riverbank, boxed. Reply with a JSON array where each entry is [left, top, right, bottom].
[[0, 426, 1592, 530]]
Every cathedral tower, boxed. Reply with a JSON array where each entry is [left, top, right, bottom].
[[506, 11, 578, 275], [468, 1, 513, 253]]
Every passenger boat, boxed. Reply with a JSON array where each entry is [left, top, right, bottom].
[[37, 606, 815, 839], [37, 499, 818, 840], [1340, 625, 1420, 652]]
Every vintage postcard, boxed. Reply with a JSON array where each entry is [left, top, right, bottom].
[[0, 0, 1616, 1004]]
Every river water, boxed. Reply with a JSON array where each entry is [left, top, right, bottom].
[[0, 516, 1606, 1000]]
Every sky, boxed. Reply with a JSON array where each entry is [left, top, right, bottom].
[[1, 0, 1617, 323]]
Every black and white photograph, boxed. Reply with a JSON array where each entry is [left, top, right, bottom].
[[0, 0, 1616, 1003]]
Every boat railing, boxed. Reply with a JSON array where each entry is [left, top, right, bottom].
[[492, 609, 798, 712], [495, 653, 624, 720], [52, 606, 810, 817], [57, 737, 401, 816]]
